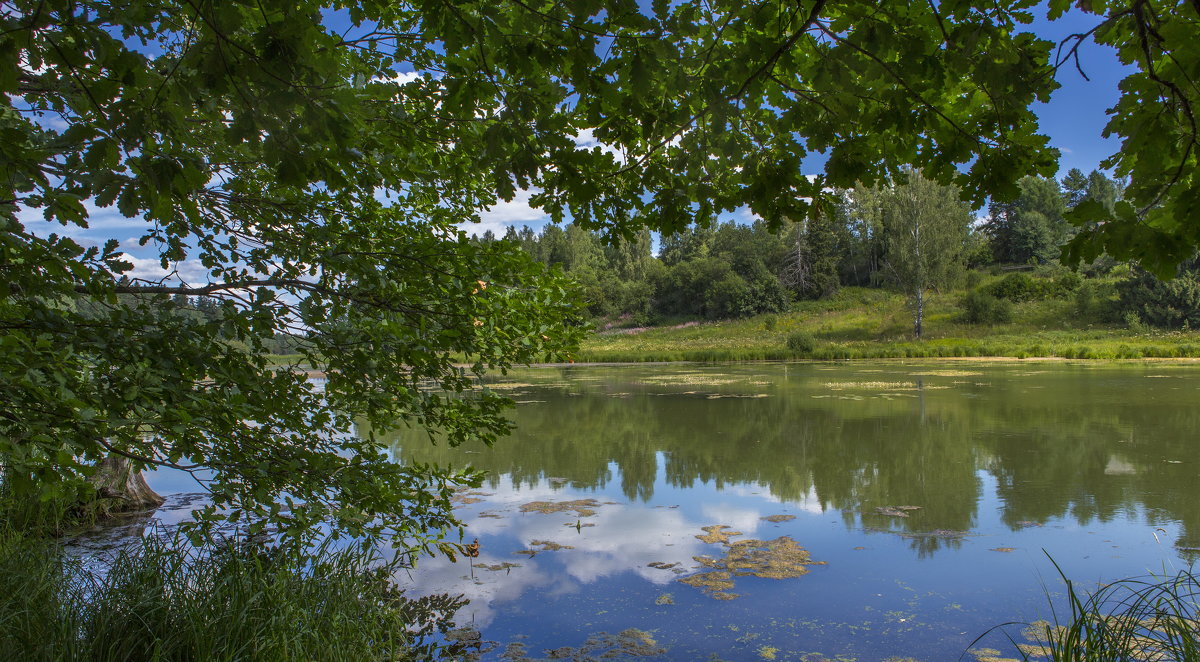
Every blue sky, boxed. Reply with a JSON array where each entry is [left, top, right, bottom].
[[17, 5, 1135, 278]]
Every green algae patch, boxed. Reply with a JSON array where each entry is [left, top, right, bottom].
[[515, 539, 575, 556], [519, 499, 603, 517], [873, 505, 922, 518], [696, 524, 742, 544], [529, 539, 573, 551], [478, 562, 522, 571], [719, 536, 827, 580], [681, 531, 825, 599], [762, 514, 796, 523], [678, 570, 737, 597], [540, 629, 667, 659], [967, 648, 1020, 662], [654, 593, 674, 605]]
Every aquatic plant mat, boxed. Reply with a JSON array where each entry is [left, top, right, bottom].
[[680, 525, 826, 600]]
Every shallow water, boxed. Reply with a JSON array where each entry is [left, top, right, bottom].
[[377, 361, 1200, 661]]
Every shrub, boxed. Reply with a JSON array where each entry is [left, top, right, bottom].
[[985, 272, 1080, 302], [960, 290, 1014, 324], [786, 331, 817, 354], [1116, 257, 1200, 329], [1074, 280, 1121, 322]]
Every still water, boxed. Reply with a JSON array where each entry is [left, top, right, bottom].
[[383, 361, 1199, 661]]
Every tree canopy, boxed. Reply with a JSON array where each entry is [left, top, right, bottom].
[[0, 0, 1188, 553], [1057, 0, 1200, 277]]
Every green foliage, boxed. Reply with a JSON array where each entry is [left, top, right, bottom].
[[786, 331, 817, 354], [1056, 3, 1200, 276], [986, 176, 1071, 265], [960, 290, 1014, 325], [858, 168, 973, 337], [1074, 280, 1122, 323], [0, 529, 466, 661], [1116, 258, 1200, 329], [985, 272, 1080, 302]]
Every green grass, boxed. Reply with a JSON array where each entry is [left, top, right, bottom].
[[0, 528, 466, 661], [998, 561, 1200, 661], [578, 286, 1200, 362]]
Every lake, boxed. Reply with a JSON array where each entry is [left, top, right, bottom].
[[374, 361, 1199, 661]]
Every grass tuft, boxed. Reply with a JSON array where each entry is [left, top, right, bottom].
[[0, 528, 465, 661]]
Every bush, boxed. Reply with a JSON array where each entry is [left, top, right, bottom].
[[960, 290, 1014, 324], [1116, 257, 1200, 329], [984, 271, 1081, 302], [786, 331, 817, 354], [1074, 279, 1121, 322]]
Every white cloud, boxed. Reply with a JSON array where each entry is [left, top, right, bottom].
[[460, 188, 549, 237], [573, 128, 626, 164], [119, 255, 212, 284]]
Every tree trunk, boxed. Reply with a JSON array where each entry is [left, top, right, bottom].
[[90, 455, 165, 513], [913, 288, 925, 339]]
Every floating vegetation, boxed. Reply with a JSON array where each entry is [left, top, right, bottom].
[[514, 540, 575, 557], [678, 570, 737, 598], [990, 547, 1017, 553], [519, 499, 603, 517], [648, 561, 680, 570], [639, 373, 743, 386], [762, 514, 796, 523], [451, 488, 492, 506], [696, 525, 742, 544], [654, 593, 674, 605], [909, 370, 984, 377], [901, 529, 971, 540], [680, 529, 825, 600], [873, 505, 922, 518], [508, 629, 666, 660], [825, 378, 916, 390], [758, 645, 780, 659], [477, 511, 503, 519], [478, 562, 522, 572], [967, 647, 1019, 662]]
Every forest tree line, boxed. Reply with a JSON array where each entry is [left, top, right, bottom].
[[478, 168, 1200, 333]]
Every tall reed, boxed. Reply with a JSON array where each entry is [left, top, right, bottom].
[[1011, 561, 1199, 661], [0, 528, 466, 661]]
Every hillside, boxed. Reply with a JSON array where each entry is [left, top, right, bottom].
[[577, 283, 1200, 362]]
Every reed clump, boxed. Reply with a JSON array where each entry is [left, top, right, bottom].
[[0, 528, 464, 661], [1011, 563, 1200, 662]]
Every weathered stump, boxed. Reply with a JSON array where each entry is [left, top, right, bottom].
[[90, 455, 165, 512]]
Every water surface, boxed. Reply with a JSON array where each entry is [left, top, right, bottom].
[[383, 361, 1200, 661]]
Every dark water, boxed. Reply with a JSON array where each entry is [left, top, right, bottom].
[[383, 362, 1200, 661]]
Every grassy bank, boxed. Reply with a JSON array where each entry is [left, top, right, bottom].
[[0, 528, 464, 661], [578, 286, 1200, 362]]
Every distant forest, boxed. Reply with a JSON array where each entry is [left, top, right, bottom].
[[475, 167, 1200, 331]]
